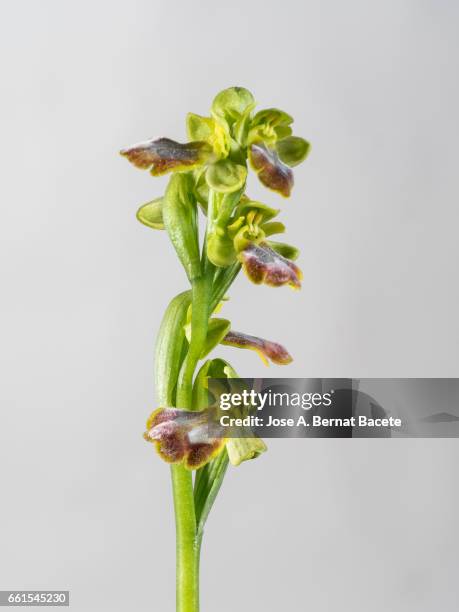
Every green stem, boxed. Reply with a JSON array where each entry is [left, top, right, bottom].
[[163, 190, 240, 611], [171, 465, 199, 612], [176, 274, 212, 409], [172, 271, 212, 612]]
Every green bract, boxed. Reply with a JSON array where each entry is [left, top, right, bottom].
[[163, 174, 201, 281], [121, 86, 311, 612]]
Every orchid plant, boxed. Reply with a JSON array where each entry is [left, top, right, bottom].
[[121, 87, 310, 612]]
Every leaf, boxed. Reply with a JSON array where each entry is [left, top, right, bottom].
[[276, 136, 311, 167], [136, 198, 164, 230], [192, 357, 265, 533], [194, 448, 229, 533], [154, 291, 191, 406], [163, 174, 201, 281], [206, 160, 247, 193]]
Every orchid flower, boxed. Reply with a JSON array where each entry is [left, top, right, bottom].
[[121, 87, 310, 612]]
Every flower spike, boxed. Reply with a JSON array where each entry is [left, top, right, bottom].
[[144, 408, 225, 470], [238, 241, 302, 289], [223, 330, 293, 366], [120, 137, 213, 176]]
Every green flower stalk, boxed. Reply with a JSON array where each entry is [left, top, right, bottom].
[[121, 87, 310, 612]]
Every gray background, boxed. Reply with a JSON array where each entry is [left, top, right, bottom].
[[1, 0, 458, 610]]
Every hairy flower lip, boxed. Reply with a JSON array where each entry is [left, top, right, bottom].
[[222, 330, 293, 366], [249, 142, 293, 197], [120, 137, 212, 176], [144, 407, 225, 470], [238, 241, 302, 289]]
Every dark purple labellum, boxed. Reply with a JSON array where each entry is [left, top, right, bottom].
[[223, 330, 293, 365], [144, 407, 225, 469], [238, 241, 302, 289], [249, 143, 294, 197], [120, 137, 212, 176]]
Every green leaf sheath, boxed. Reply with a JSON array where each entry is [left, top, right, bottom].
[[163, 174, 201, 282]]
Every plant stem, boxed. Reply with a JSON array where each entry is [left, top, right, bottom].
[[176, 274, 211, 409], [171, 270, 212, 612], [171, 465, 199, 612]]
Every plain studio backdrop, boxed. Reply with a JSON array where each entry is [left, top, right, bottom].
[[1, 1, 458, 610]]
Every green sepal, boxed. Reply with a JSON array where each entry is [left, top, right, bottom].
[[274, 125, 293, 140], [136, 198, 164, 230], [154, 290, 191, 406], [163, 173, 201, 281], [206, 160, 247, 194], [226, 437, 267, 467], [276, 136, 311, 167], [268, 240, 300, 261], [211, 86, 255, 127]]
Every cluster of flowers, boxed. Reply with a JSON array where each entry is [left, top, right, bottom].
[[121, 87, 310, 470]]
